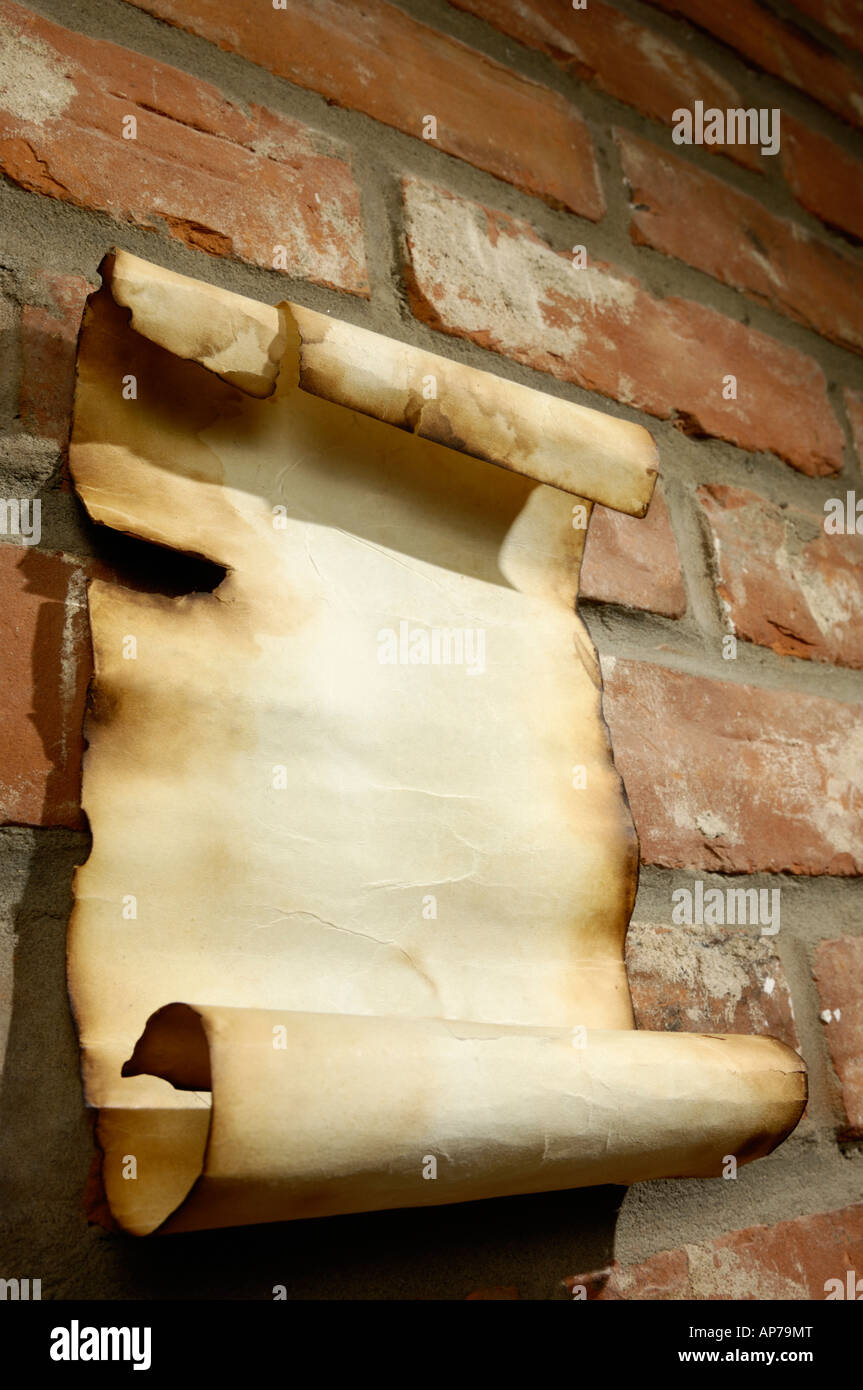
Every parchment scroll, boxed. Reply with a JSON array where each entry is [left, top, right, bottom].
[[68, 251, 806, 1235]]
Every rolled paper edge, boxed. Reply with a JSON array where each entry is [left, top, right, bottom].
[[101, 248, 658, 513], [103, 1006, 806, 1237]]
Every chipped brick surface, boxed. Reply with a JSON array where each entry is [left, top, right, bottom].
[[780, 116, 863, 242], [697, 483, 863, 668], [568, 1203, 863, 1299], [601, 658, 863, 875], [626, 920, 799, 1049], [125, 0, 604, 218], [0, 544, 90, 828], [814, 937, 863, 1138], [580, 484, 686, 617], [403, 177, 843, 476], [449, 0, 760, 170], [0, 1, 367, 292], [20, 272, 91, 445], [644, 0, 863, 128], [619, 130, 863, 355]]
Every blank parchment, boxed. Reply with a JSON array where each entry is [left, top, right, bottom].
[[67, 251, 805, 1235]]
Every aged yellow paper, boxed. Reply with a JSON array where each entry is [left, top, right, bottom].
[[68, 252, 805, 1235]]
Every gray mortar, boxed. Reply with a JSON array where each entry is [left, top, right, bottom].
[[0, 0, 861, 1298]]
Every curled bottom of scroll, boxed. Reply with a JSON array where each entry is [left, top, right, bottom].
[[103, 1005, 806, 1235]]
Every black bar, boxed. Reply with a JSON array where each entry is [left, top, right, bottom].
[[2, 1296, 855, 1376]]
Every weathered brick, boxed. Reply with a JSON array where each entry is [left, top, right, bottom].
[[814, 936, 863, 1139], [403, 177, 843, 477], [567, 1202, 863, 1299], [449, 0, 760, 170], [626, 920, 799, 1049], [618, 130, 863, 355], [845, 388, 863, 472], [644, 0, 863, 129], [601, 657, 863, 875], [697, 482, 863, 669], [787, 0, 863, 56], [0, 1, 367, 292], [580, 484, 686, 617], [781, 117, 863, 242], [125, 0, 604, 219], [20, 273, 91, 446], [0, 545, 90, 829]]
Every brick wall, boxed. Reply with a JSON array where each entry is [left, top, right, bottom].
[[0, 0, 861, 1300]]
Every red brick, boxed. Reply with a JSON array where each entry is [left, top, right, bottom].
[[403, 177, 843, 477], [0, 545, 91, 829], [618, 130, 863, 355], [449, 0, 760, 170], [125, 0, 603, 220], [626, 920, 799, 1050], [601, 657, 863, 875], [580, 484, 686, 617], [787, 0, 863, 55], [846, 388, 863, 472], [644, 0, 863, 129], [567, 1202, 863, 1299], [20, 273, 91, 446], [0, 2, 366, 293], [780, 117, 863, 242], [814, 937, 863, 1139], [697, 482, 863, 669]]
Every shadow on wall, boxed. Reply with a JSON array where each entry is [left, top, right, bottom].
[[0, 535, 623, 1301]]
